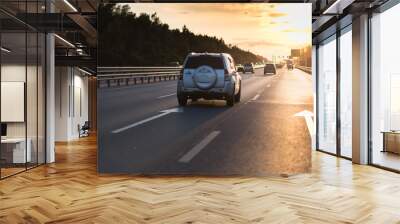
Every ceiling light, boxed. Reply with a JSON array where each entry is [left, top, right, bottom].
[[63, 0, 78, 12], [1, 47, 11, 53], [54, 34, 75, 48]]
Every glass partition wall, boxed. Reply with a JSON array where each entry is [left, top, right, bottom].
[[316, 2, 400, 172], [317, 35, 337, 155], [339, 26, 352, 158], [370, 3, 400, 171], [316, 26, 352, 159], [0, 2, 46, 179]]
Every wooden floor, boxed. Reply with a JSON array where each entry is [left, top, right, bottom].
[[1, 135, 400, 223]]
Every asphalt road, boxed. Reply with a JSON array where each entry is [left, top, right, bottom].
[[98, 67, 313, 176]]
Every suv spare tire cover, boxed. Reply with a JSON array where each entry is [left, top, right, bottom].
[[193, 65, 218, 90]]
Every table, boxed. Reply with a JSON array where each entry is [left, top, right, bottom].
[[381, 131, 400, 154], [1, 138, 31, 164]]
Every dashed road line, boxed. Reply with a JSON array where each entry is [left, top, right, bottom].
[[157, 93, 176, 99], [179, 131, 221, 163]]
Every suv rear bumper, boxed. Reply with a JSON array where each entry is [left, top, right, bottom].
[[177, 80, 234, 99]]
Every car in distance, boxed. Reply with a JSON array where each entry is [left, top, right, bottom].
[[264, 63, 277, 75], [287, 61, 294, 70], [168, 61, 180, 66], [243, 63, 255, 73], [236, 64, 244, 73], [276, 62, 284, 69], [177, 52, 242, 107]]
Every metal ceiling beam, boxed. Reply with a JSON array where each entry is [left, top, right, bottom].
[[55, 55, 96, 68], [312, 14, 336, 33], [67, 13, 97, 43], [323, 0, 356, 14], [11, 13, 82, 32]]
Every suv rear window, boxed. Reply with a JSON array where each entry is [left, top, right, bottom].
[[265, 64, 275, 71], [184, 56, 224, 69]]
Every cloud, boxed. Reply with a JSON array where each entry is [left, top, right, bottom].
[[269, 21, 288, 25], [282, 28, 311, 33], [234, 40, 286, 48], [268, 12, 287, 17], [166, 4, 266, 18]]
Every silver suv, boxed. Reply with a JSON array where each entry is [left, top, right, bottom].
[[177, 53, 242, 107], [243, 63, 254, 73]]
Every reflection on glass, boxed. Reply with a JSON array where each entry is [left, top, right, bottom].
[[318, 36, 337, 154], [340, 29, 352, 158]]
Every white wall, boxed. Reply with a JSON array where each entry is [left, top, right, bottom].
[[55, 66, 70, 141], [1, 64, 26, 140], [55, 67, 89, 141], [1, 63, 46, 164], [1, 64, 34, 138]]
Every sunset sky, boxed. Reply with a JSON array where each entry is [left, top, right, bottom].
[[121, 3, 311, 59]]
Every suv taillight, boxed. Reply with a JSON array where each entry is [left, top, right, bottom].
[[224, 69, 230, 81]]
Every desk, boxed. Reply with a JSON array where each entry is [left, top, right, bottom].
[[1, 138, 31, 164], [382, 131, 400, 154]]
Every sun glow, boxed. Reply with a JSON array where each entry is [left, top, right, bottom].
[[122, 3, 311, 59]]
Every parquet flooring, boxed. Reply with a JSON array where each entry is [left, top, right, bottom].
[[1, 135, 400, 223]]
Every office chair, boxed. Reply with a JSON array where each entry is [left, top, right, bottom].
[[79, 121, 90, 138]]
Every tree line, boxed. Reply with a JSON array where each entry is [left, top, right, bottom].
[[98, 4, 268, 66]]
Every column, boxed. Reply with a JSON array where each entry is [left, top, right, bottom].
[[46, 0, 55, 163], [352, 14, 369, 164]]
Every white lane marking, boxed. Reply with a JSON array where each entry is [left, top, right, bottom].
[[112, 108, 183, 134], [251, 94, 260, 101], [157, 93, 176, 99], [294, 110, 314, 137], [179, 131, 221, 163]]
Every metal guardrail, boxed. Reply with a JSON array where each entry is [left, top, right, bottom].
[[295, 65, 312, 74], [253, 64, 266, 69], [97, 65, 266, 88], [97, 66, 182, 88]]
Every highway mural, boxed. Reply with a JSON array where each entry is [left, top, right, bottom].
[[97, 3, 313, 176]]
